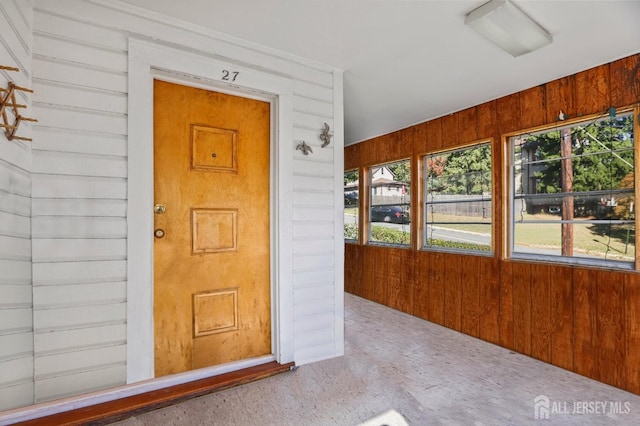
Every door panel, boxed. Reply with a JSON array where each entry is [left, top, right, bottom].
[[153, 80, 271, 377]]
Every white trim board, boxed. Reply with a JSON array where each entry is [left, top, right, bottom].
[[126, 38, 295, 383]]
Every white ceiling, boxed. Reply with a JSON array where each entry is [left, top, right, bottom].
[[120, 0, 640, 145]]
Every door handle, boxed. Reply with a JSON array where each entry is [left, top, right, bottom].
[[154, 204, 166, 214], [154, 229, 165, 238]]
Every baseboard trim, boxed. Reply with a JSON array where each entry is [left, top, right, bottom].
[[14, 361, 295, 425]]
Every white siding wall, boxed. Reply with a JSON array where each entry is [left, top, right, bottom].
[[26, 0, 343, 404], [0, 0, 34, 412], [30, 1, 128, 401]]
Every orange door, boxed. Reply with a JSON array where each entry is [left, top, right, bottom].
[[153, 80, 271, 377]]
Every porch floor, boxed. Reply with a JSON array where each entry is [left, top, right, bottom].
[[115, 293, 640, 425]]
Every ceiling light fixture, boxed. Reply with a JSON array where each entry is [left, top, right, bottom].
[[465, 0, 552, 57]]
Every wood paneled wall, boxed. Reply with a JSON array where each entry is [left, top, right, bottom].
[[344, 53, 640, 394]]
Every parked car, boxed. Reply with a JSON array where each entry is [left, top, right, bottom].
[[344, 192, 359, 206], [371, 205, 410, 224]]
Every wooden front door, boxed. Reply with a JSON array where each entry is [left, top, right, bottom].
[[153, 80, 271, 377]]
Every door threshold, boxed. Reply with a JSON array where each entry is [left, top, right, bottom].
[[15, 361, 295, 425]]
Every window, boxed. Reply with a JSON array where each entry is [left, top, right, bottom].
[[510, 112, 635, 268], [344, 169, 359, 242], [424, 143, 492, 253], [368, 159, 410, 245]]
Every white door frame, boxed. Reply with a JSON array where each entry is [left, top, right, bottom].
[[127, 38, 295, 384]]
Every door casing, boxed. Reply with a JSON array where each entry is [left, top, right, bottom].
[[127, 39, 295, 385]]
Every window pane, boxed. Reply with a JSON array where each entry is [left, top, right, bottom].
[[369, 160, 410, 245], [344, 169, 359, 242], [511, 113, 635, 266], [424, 143, 492, 252]]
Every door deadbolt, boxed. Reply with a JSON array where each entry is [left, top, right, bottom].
[[154, 229, 165, 238], [154, 204, 166, 214]]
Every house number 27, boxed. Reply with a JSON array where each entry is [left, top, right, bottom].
[[222, 70, 239, 82]]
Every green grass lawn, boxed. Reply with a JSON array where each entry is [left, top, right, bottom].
[[429, 212, 635, 261], [345, 211, 635, 261]]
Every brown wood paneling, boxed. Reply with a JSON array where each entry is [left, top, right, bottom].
[[529, 263, 551, 363], [361, 245, 377, 301], [545, 76, 575, 123], [477, 100, 497, 140], [511, 262, 532, 356], [388, 248, 414, 314], [573, 268, 599, 380], [443, 253, 462, 331], [344, 243, 363, 296], [362, 136, 376, 166], [344, 244, 353, 294], [344, 53, 640, 395], [426, 117, 443, 151], [387, 248, 402, 309], [374, 133, 392, 165], [479, 257, 500, 344], [499, 261, 515, 350], [520, 85, 546, 129], [403, 248, 415, 315], [596, 270, 626, 389], [413, 251, 430, 320], [400, 127, 415, 156], [549, 265, 573, 370], [460, 255, 480, 337], [575, 64, 611, 116], [372, 246, 389, 305], [412, 122, 428, 155], [428, 251, 445, 325], [458, 107, 478, 145], [625, 273, 640, 394], [344, 143, 362, 170], [441, 114, 458, 149], [496, 93, 521, 135], [383, 131, 401, 165], [364, 135, 384, 165], [610, 54, 640, 107], [367, 131, 412, 167]]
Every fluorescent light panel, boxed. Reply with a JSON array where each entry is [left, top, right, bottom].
[[465, 0, 552, 57]]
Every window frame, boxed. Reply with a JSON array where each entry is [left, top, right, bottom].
[[421, 141, 494, 255], [366, 158, 412, 247], [343, 167, 361, 244], [506, 108, 638, 270]]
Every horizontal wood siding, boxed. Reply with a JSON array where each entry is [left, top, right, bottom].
[[31, 2, 128, 402], [0, 0, 33, 411], [291, 70, 339, 363], [24, 0, 342, 404], [345, 53, 640, 395]]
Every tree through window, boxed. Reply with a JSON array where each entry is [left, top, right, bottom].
[[511, 111, 635, 267], [424, 143, 492, 253]]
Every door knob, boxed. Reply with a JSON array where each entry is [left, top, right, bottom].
[[154, 204, 166, 214], [154, 229, 165, 238]]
